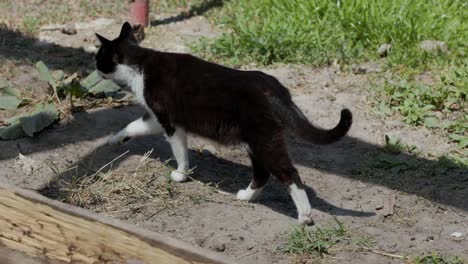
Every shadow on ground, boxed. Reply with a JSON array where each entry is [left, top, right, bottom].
[[150, 0, 224, 26], [1, 20, 466, 221], [1, 105, 464, 220], [0, 27, 94, 74]]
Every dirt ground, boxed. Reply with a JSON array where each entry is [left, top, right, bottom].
[[1, 9, 467, 264]]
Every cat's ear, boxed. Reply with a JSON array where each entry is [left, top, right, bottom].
[[95, 33, 110, 45], [119, 22, 135, 39]]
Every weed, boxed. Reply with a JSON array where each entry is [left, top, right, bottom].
[[22, 16, 40, 34], [377, 64, 467, 151], [385, 135, 418, 154], [412, 251, 465, 264], [282, 218, 348, 257], [369, 154, 420, 174]]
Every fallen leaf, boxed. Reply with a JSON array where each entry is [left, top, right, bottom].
[[0, 95, 22, 110], [0, 122, 27, 140], [80, 70, 120, 96], [0, 103, 58, 140], [19, 103, 59, 136], [89, 79, 120, 95]]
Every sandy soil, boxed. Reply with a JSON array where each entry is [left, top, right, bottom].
[[1, 11, 467, 264]]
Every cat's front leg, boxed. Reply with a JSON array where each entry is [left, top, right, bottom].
[[167, 127, 189, 182], [109, 113, 163, 145]]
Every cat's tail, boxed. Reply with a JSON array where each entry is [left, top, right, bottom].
[[271, 98, 352, 144]]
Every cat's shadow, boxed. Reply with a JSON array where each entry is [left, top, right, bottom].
[[38, 109, 374, 220]]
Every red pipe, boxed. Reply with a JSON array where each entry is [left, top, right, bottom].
[[129, 0, 149, 27]]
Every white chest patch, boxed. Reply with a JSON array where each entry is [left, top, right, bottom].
[[101, 64, 146, 106]]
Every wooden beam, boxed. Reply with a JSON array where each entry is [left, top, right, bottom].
[[0, 182, 237, 264]]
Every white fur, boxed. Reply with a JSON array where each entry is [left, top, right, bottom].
[[167, 127, 189, 182], [98, 65, 146, 106], [237, 182, 263, 201], [289, 184, 313, 225], [109, 116, 164, 145], [103, 64, 191, 182]]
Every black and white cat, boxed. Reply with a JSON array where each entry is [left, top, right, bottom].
[[95, 22, 352, 225]]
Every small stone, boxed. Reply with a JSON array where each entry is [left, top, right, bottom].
[[450, 232, 464, 240], [378, 43, 392, 57], [61, 23, 77, 35], [352, 64, 367, 74], [215, 243, 226, 252], [419, 40, 448, 53]]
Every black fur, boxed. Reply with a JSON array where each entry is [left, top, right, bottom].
[[95, 22, 352, 193]]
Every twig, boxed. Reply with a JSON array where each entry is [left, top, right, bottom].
[[368, 249, 409, 259], [236, 249, 259, 259], [186, 174, 231, 196], [92, 150, 129, 177]]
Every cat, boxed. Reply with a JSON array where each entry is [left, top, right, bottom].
[[95, 22, 352, 225]]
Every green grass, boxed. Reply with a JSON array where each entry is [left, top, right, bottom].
[[413, 251, 465, 264], [377, 64, 467, 151], [195, 1, 467, 149], [197, 0, 466, 67], [282, 218, 348, 257]]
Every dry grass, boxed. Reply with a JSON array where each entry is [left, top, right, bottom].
[[54, 150, 180, 216], [46, 148, 237, 219]]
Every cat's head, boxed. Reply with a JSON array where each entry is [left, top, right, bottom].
[[94, 22, 142, 79]]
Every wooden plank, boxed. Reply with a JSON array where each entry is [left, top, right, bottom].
[[0, 182, 237, 264], [0, 245, 66, 264]]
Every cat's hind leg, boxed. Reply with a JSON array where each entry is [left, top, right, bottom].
[[251, 136, 314, 225], [109, 113, 163, 145], [167, 127, 189, 182], [237, 151, 270, 201]]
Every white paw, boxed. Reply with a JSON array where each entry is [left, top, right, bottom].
[[236, 189, 254, 201], [171, 170, 187, 182], [298, 210, 314, 226]]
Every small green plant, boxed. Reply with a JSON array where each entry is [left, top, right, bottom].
[[385, 135, 418, 154], [36, 61, 121, 104], [413, 251, 464, 264], [282, 218, 347, 257], [369, 154, 420, 174], [22, 16, 40, 34], [378, 65, 467, 151]]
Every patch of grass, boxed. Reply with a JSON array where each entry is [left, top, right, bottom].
[[22, 16, 41, 34], [377, 64, 467, 151], [45, 150, 176, 214], [384, 135, 418, 154], [412, 251, 465, 264], [196, 0, 466, 67], [282, 218, 348, 257]]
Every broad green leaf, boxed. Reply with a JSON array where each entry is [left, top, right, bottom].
[[36, 61, 56, 88], [6, 114, 27, 125], [0, 122, 27, 140], [88, 79, 120, 95], [0, 95, 22, 110], [459, 139, 468, 149], [449, 134, 466, 141], [80, 71, 120, 96], [1, 85, 20, 97], [424, 116, 440, 128], [51, 70, 65, 91], [19, 103, 58, 137], [80, 70, 102, 90]]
